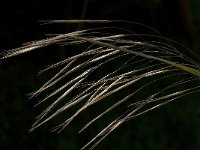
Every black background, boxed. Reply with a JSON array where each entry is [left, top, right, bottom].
[[1, 0, 200, 149]]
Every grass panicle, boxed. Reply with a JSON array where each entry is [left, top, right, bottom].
[[1, 20, 200, 150]]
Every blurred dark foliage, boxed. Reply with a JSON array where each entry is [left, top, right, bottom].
[[1, 0, 200, 150]]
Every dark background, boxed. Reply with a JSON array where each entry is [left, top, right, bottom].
[[1, 0, 200, 149]]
